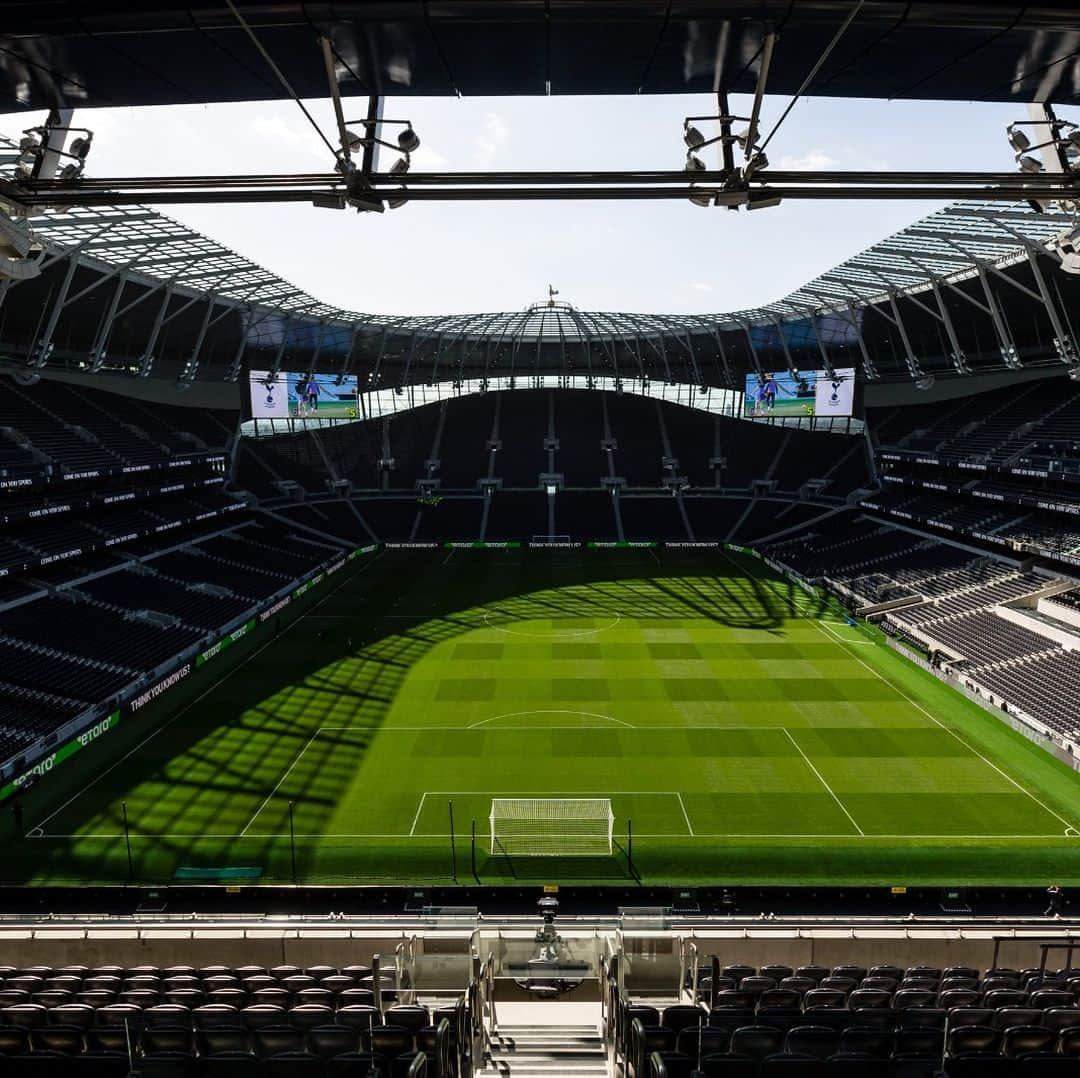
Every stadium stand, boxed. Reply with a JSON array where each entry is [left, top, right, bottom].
[[0, 963, 466, 1078], [0, 377, 374, 777], [610, 958, 1080, 1078]]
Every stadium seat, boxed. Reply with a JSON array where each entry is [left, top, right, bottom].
[[660, 1005, 705, 1033], [2, 1005, 48, 1029], [289, 1004, 336, 1031], [385, 1006, 431, 1033], [144, 1006, 192, 1030], [142, 1027, 195, 1055], [47, 1004, 94, 1030], [1001, 1026, 1057, 1057], [85, 1029, 129, 1054], [947, 1026, 1001, 1055], [336, 1006, 383, 1033], [29, 1025, 84, 1054], [254, 1026, 306, 1058], [839, 1026, 894, 1057], [309, 1026, 360, 1059], [893, 1028, 943, 1056], [197, 1027, 252, 1055], [675, 1026, 730, 1057], [1059, 1026, 1080, 1055], [0, 1027, 30, 1055], [784, 1026, 841, 1060], [729, 1025, 784, 1060]]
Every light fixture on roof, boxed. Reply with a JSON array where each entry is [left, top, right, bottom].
[[914, 375, 935, 392], [1007, 126, 1031, 153], [342, 117, 420, 212], [14, 122, 94, 184], [1069, 365, 1080, 382], [1017, 155, 1044, 174], [683, 124, 706, 149], [1050, 224, 1080, 275], [684, 154, 712, 207]]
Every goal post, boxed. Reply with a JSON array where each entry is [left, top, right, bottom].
[[489, 798, 614, 856]]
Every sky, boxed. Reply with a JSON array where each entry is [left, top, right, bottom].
[[5, 94, 1076, 317]]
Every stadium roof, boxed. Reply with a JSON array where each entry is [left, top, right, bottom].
[[2, 2, 1080, 110], [12, 147, 1075, 341], [4, 130, 1079, 387]]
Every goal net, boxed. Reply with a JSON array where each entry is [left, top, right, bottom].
[[489, 798, 614, 856]]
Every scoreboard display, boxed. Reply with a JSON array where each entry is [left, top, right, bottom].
[[744, 367, 856, 419]]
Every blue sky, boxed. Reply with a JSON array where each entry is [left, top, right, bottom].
[[8, 94, 1076, 316]]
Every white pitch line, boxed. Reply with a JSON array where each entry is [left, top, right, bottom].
[[468, 709, 633, 730], [32, 831, 1075, 841], [810, 620, 1079, 833], [409, 793, 428, 837], [816, 619, 875, 645], [783, 728, 864, 837], [676, 792, 694, 837], [482, 611, 621, 638], [241, 732, 319, 835]]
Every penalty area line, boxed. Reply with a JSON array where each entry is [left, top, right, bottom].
[[409, 793, 428, 837]]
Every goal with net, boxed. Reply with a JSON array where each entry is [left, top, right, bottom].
[[489, 798, 614, 856]]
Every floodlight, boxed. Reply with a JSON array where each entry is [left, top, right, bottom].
[[1052, 224, 1080, 274], [68, 135, 92, 160], [58, 163, 82, 181], [397, 126, 421, 153], [1069, 365, 1080, 382], [1007, 127, 1031, 153], [688, 190, 713, 208], [389, 157, 410, 177], [683, 125, 706, 149], [914, 375, 935, 391], [747, 193, 782, 211], [684, 154, 706, 173], [312, 193, 347, 210], [1017, 155, 1044, 173]]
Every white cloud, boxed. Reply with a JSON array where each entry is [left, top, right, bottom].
[[410, 143, 449, 170], [251, 114, 322, 149], [473, 110, 509, 165], [776, 148, 839, 170], [690, 282, 713, 292]]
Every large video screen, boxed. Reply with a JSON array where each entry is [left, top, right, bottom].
[[744, 367, 855, 419], [249, 371, 358, 420]]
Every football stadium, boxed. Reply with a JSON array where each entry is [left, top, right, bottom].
[[1, 3, 1080, 1076]]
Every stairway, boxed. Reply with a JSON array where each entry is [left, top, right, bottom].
[[483, 1023, 609, 1078]]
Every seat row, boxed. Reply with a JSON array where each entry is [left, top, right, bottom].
[[0, 1003, 448, 1032]]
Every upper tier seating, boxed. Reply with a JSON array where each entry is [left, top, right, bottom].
[[240, 390, 867, 498]]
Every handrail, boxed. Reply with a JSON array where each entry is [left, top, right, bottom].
[[435, 1016, 451, 1078]]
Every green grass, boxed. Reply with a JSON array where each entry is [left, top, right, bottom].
[[8, 548, 1080, 886]]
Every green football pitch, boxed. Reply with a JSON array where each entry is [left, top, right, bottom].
[[9, 547, 1080, 886]]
